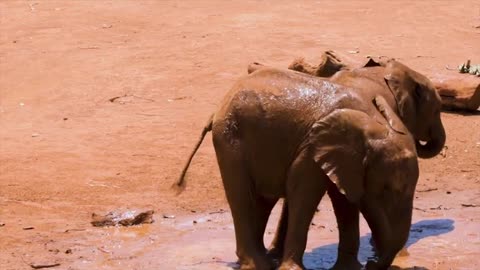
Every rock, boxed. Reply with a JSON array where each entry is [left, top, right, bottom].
[[430, 73, 480, 111], [288, 51, 347, 77], [30, 263, 61, 269], [91, 210, 154, 227]]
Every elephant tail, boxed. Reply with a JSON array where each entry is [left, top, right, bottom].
[[172, 113, 214, 195]]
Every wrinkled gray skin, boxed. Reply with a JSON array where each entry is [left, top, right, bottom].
[[174, 60, 444, 270]]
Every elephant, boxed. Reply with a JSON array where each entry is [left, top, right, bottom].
[[174, 60, 444, 270], [248, 59, 446, 269]]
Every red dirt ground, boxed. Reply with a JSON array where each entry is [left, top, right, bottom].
[[1, 1, 479, 269]]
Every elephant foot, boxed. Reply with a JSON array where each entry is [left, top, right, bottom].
[[236, 255, 275, 270], [266, 246, 283, 263], [331, 256, 362, 270], [365, 260, 389, 270], [278, 259, 304, 270]]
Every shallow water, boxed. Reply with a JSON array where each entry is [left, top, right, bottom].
[[58, 199, 479, 270]]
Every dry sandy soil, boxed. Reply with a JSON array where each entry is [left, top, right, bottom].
[[1, 1, 480, 269]]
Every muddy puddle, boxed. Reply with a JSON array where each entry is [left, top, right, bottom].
[[11, 198, 471, 270]]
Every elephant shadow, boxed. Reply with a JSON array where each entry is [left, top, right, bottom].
[[303, 218, 455, 270]]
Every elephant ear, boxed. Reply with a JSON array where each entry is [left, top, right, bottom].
[[373, 95, 408, 134], [383, 60, 417, 122], [311, 109, 381, 203]]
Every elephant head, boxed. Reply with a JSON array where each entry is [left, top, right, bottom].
[[383, 60, 446, 158]]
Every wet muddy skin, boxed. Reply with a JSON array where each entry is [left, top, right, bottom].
[[1, 1, 479, 270]]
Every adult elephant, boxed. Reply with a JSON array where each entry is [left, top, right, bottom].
[[174, 60, 444, 270]]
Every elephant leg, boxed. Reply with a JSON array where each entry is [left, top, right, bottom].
[[214, 144, 274, 270], [327, 183, 362, 270], [255, 196, 278, 252], [279, 156, 328, 270], [267, 201, 288, 261]]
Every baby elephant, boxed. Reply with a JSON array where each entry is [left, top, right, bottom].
[[174, 65, 421, 270]]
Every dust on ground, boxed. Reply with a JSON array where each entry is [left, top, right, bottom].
[[1, 1, 479, 269]]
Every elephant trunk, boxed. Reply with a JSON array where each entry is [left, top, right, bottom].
[[391, 210, 412, 255], [370, 208, 412, 270], [416, 120, 446, 159], [369, 220, 411, 270]]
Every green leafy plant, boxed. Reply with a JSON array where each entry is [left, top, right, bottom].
[[458, 60, 480, 76]]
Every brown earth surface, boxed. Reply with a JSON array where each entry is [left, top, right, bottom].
[[1, 1, 480, 269]]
